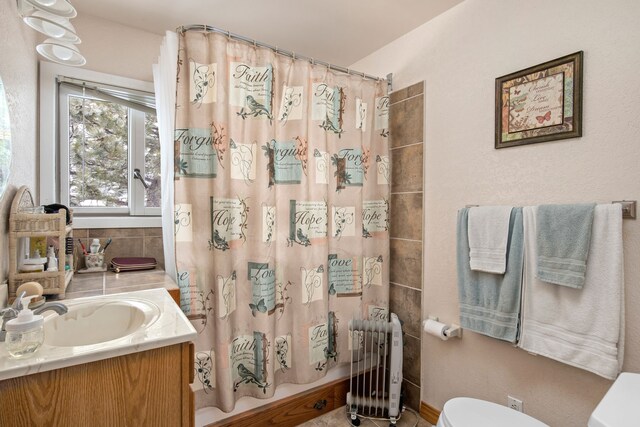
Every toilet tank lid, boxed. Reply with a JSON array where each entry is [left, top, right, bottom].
[[589, 372, 640, 427], [440, 397, 549, 427]]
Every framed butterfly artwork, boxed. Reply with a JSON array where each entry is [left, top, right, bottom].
[[495, 51, 583, 149]]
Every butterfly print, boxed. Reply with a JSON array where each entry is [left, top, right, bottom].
[[249, 298, 268, 316], [536, 111, 552, 124]]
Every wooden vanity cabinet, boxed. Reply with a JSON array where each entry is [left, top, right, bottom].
[[0, 342, 194, 427]]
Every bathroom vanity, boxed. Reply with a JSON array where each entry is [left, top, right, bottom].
[[0, 288, 197, 426]]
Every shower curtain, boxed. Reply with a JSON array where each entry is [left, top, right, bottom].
[[168, 30, 390, 412]]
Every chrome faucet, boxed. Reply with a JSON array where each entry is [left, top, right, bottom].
[[34, 302, 68, 316], [0, 292, 68, 342]]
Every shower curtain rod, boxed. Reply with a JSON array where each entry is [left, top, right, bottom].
[[176, 24, 392, 90]]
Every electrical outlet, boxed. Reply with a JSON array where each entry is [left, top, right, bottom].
[[508, 396, 523, 412]]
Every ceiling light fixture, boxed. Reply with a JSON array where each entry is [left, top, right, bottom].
[[36, 38, 86, 66], [19, 0, 77, 19], [16, 0, 85, 67], [22, 11, 80, 42]]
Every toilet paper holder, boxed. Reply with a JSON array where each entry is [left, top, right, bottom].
[[426, 316, 462, 339]]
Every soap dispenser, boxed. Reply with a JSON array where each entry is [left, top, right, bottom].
[[4, 295, 44, 358]]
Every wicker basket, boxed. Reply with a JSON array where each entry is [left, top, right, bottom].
[[9, 187, 73, 233], [8, 186, 74, 297], [9, 272, 71, 296]]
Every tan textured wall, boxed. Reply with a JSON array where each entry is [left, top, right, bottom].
[[0, 1, 39, 283], [72, 14, 163, 82], [351, 0, 640, 425], [388, 82, 424, 411]]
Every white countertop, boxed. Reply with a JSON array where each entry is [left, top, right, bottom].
[[0, 288, 197, 381]]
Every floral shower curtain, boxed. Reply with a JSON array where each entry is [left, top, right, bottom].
[[173, 31, 390, 412]]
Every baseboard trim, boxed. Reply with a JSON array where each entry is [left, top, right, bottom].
[[420, 401, 441, 425], [205, 376, 350, 427]]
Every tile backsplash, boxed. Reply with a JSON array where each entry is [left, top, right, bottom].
[[74, 228, 164, 270]]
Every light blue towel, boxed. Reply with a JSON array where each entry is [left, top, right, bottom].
[[536, 203, 596, 289], [457, 207, 524, 343]]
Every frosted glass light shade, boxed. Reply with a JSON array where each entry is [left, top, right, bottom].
[[23, 11, 80, 43], [36, 39, 86, 66], [21, 0, 77, 18]]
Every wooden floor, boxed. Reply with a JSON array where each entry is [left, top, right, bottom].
[[296, 406, 432, 427]]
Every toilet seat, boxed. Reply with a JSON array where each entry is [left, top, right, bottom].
[[437, 397, 549, 427]]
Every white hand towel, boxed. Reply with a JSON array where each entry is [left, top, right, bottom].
[[519, 204, 624, 380], [468, 206, 514, 274]]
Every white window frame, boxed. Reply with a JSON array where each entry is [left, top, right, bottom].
[[40, 62, 161, 228]]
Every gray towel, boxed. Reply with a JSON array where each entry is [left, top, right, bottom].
[[457, 207, 524, 343], [536, 203, 596, 289]]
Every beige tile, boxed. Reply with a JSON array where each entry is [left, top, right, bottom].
[[56, 289, 103, 300], [105, 270, 166, 288], [403, 379, 421, 412], [389, 284, 422, 337], [390, 193, 423, 240], [308, 407, 377, 427], [88, 228, 144, 238], [407, 81, 424, 98], [72, 228, 88, 238], [99, 237, 144, 266], [390, 82, 423, 105], [106, 282, 165, 295], [296, 420, 318, 427], [144, 236, 165, 269], [390, 239, 423, 290], [390, 87, 409, 105], [371, 408, 431, 427], [65, 275, 103, 293], [402, 334, 421, 385], [144, 227, 163, 237], [389, 95, 424, 148], [391, 144, 423, 193]]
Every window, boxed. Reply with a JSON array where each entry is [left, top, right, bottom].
[[59, 85, 160, 215], [40, 63, 161, 228]]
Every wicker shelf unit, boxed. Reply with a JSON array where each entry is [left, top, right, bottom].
[[8, 186, 74, 297]]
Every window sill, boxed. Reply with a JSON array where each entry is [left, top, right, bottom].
[[72, 216, 162, 229]]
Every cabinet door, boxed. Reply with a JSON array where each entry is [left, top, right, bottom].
[[0, 343, 191, 427]]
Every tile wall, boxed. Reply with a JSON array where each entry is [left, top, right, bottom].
[[73, 228, 165, 270], [388, 81, 424, 411]]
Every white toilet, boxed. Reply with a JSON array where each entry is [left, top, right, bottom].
[[437, 372, 640, 427]]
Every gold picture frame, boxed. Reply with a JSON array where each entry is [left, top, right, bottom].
[[495, 51, 583, 149]]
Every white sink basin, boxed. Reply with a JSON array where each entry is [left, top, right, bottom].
[[0, 288, 197, 382], [43, 298, 161, 347]]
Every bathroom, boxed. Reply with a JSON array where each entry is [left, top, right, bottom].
[[0, 0, 639, 426]]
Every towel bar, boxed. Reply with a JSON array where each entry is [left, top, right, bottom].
[[465, 201, 636, 220]]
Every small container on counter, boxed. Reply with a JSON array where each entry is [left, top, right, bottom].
[[84, 253, 104, 269], [4, 295, 44, 359]]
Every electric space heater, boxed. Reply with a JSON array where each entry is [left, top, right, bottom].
[[347, 312, 403, 426]]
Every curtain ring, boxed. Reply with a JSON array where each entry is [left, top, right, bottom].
[[227, 30, 231, 40], [292, 52, 296, 61]]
